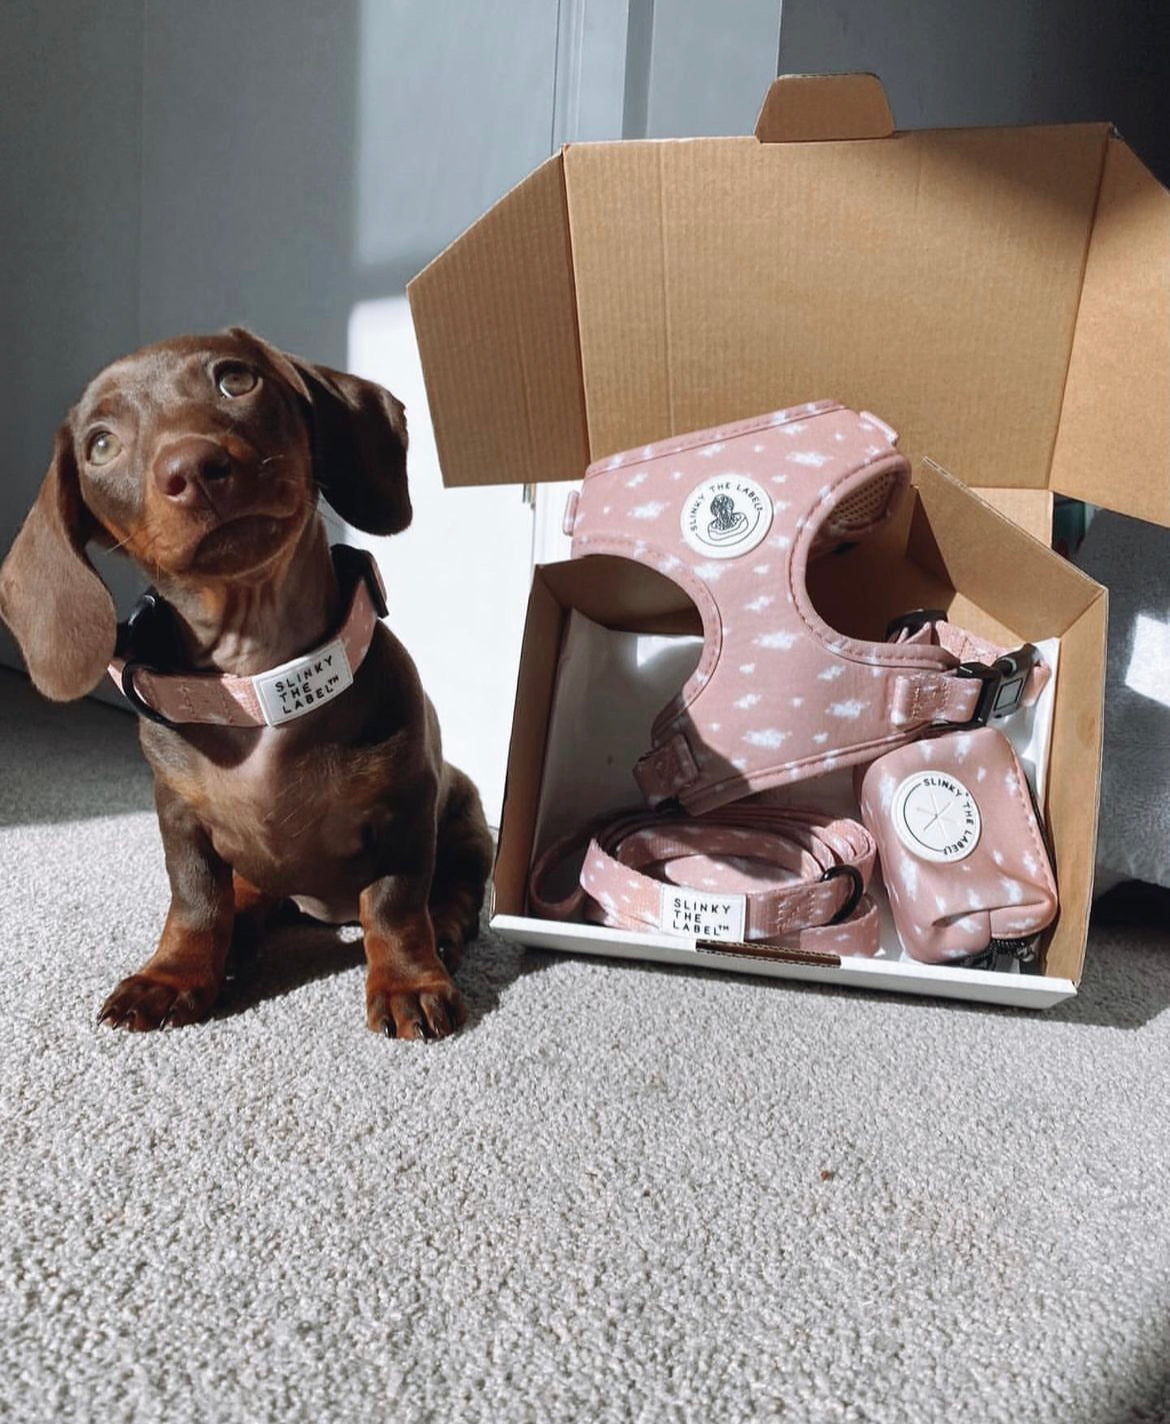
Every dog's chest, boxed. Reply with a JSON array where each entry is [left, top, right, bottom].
[[190, 729, 372, 870]]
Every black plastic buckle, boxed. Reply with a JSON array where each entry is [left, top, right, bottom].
[[115, 589, 177, 727], [332, 544, 388, 619], [821, 863, 864, 925], [955, 643, 1038, 726], [885, 608, 948, 641]]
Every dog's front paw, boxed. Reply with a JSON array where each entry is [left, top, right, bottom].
[[98, 972, 220, 1031], [366, 972, 466, 1041]]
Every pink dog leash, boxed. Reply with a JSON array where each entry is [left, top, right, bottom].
[[529, 805, 881, 958]]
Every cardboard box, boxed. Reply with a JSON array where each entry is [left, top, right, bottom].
[[407, 72, 1170, 1008]]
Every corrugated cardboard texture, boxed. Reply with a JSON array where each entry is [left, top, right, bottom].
[[407, 153, 588, 489], [910, 464, 1101, 640], [971, 488, 1053, 547], [1041, 595, 1106, 981], [564, 126, 1106, 487], [492, 572, 565, 916], [412, 76, 1170, 529], [754, 72, 893, 143], [1051, 135, 1170, 524]]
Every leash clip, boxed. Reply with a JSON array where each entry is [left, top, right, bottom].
[[955, 643, 1038, 726]]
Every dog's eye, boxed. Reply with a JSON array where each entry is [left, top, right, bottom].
[[216, 364, 258, 398], [87, 430, 122, 465]]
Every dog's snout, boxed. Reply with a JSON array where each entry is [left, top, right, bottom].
[[154, 438, 233, 503]]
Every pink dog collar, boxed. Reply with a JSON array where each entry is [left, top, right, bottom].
[[108, 546, 386, 728], [529, 804, 881, 959]]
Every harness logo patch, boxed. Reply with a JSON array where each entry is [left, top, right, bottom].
[[892, 770, 982, 864], [681, 476, 773, 559]]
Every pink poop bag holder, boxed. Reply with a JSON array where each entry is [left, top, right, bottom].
[[529, 401, 1057, 968], [856, 728, 1058, 966]]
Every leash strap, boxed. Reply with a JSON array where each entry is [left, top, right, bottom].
[[529, 805, 882, 958]]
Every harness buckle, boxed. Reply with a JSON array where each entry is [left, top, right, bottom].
[[885, 608, 948, 641], [955, 643, 1039, 726]]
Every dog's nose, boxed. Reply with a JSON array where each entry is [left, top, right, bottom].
[[154, 438, 233, 503]]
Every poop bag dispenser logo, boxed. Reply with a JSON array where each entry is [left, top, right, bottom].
[[681, 476, 773, 559]]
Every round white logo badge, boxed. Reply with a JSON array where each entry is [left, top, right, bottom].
[[680, 476, 773, 560], [892, 770, 982, 864]]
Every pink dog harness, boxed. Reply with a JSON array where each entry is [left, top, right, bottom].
[[564, 401, 1046, 816], [531, 402, 1050, 958]]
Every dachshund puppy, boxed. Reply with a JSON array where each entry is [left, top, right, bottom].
[[0, 329, 493, 1039]]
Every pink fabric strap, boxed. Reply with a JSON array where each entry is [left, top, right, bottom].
[[632, 618, 1049, 805], [529, 805, 881, 959], [107, 555, 385, 728]]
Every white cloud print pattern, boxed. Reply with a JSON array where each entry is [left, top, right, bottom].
[[565, 400, 988, 812]]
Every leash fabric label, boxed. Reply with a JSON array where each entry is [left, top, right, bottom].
[[892, 770, 981, 863], [659, 885, 747, 942], [680, 476, 773, 559], [253, 637, 353, 726]]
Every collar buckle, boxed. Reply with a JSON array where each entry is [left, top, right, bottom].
[[333, 544, 388, 619]]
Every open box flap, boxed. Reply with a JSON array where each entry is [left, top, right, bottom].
[[409, 73, 1168, 529], [408, 151, 588, 490], [1050, 134, 1170, 525]]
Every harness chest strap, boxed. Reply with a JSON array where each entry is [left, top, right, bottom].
[[634, 619, 1050, 805], [529, 806, 882, 959], [107, 547, 387, 728]]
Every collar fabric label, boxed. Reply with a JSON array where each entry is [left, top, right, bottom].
[[659, 884, 748, 942], [253, 637, 353, 726]]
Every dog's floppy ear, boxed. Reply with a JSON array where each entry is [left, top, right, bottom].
[[228, 327, 411, 536], [0, 424, 117, 700]]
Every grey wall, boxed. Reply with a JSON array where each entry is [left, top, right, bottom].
[[635, 0, 782, 138], [0, 0, 566, 678], [778, 0, 1170, 181], [0, 0, 146, 649]]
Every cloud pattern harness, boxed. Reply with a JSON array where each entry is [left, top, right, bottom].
[[532, 402, 1051, 962]]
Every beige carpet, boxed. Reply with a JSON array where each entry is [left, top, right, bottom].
[[1, 668, 1169, 1423]]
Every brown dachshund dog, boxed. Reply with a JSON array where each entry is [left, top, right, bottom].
[[0, 328, 493, 1039]]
